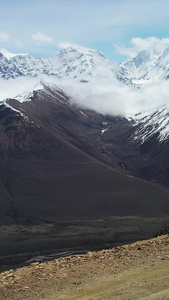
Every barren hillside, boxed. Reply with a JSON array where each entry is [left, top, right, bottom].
[[1, 235, 169, 300]]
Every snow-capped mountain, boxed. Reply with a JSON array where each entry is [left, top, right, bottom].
[[118, 47, 169, 84], [0, 47, 114, 81], [2, 44, 169, 83]]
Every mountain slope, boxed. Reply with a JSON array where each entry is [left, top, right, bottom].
[[125, 107, 169, 186], [0, 86, 169, 224]]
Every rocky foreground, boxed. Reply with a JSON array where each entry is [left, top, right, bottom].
[[0, 235, 169, 300]]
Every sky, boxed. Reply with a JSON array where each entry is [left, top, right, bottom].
[[1, 0, 169, 62]]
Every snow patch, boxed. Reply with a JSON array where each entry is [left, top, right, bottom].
[[3, 100, 29, 121], [80, 111, 89, 118], [101, 128, 108, 135]]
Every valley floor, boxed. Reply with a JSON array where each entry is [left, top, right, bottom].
[[0, 235, 169, 299]]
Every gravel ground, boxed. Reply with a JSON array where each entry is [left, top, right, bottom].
[[0, 235, 169, 300]]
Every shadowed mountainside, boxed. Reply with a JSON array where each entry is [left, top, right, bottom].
[[0, 86, 169, 271], [0, 87, 169, 222]]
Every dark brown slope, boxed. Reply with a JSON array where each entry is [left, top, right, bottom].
[[1, 87, 169, 271], [101, 123, 169, 188], [0, 179, 13, 222], [0, 86, 168, 223]]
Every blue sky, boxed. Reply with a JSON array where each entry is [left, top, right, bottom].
[[1, 0, 169, 62]]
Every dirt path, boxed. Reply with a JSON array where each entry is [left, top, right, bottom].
[[1, 235, 169, 300]]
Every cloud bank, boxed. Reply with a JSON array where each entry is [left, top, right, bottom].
[[1, 72, 169, 118], [62, 77, 169, 117]]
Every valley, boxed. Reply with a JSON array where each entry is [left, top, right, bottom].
[[0, 46, 169, 273], [1, 215, 169, 273]]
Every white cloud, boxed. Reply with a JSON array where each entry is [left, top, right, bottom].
[[32, 32, 54, 45], [55, 68, 169, 116], [0, 77, 40, 101], [114, 43, 137, 59], [115, 37, 169, 59], [54, 68, 135, 116], [1, 73, 169, 118]]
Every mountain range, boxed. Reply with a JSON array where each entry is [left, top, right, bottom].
[[0, 47, 113, 81], [1, 45, 169, 268], [2, 45, 169, 81]]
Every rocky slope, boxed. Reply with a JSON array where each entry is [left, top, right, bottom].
[[0, 235, 169, 300]]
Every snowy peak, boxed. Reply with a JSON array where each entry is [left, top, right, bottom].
[[49, 46, 112, 80], [118, 45, 169, 83], [132, 50, 151, 68], [0, 46, 113, 81]]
